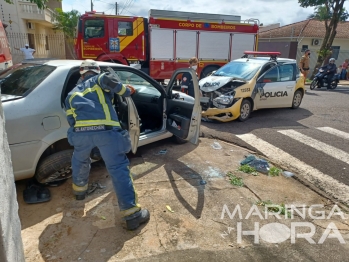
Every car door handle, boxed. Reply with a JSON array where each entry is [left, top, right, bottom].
[[286, 85, 293, 88]]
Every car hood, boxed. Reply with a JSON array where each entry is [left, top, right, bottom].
[[1, 94, 22, 102], [199, 75, 246, 92]]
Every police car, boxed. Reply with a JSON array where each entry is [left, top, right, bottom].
[[199, 51, 305, 122]]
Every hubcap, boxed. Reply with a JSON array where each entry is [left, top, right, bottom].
[[293, 93, 301, 106], [241, 103, 250, 119]]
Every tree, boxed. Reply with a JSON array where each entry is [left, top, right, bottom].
[[53, 8, 80, 59], [299, 0, 349, 78], [4, 0, 58, 9]]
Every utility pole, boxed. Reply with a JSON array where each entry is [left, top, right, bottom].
[[115, 2, 118, 15], [91, 0, 93, 11]]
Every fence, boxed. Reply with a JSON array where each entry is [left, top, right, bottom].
[[296, 48, 349, 78], [7, 33, 66, 64]]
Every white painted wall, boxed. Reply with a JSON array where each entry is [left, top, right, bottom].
[[0, 98, 25, 262]]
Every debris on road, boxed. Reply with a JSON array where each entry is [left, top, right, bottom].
[[200, 180, 207, 185], [166, 205, 174, 213], [155, 149, 167, 155], [240, 155, 270, 174], [282, 171, 295, 178], [211, 141, 222, 150], [87, 182, 106, 195]]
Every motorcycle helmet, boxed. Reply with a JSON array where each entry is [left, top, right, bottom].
[[329, 58, 335, 63]]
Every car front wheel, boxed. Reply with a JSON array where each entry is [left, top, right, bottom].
[[238, 99, 252, 122], [35, 149, 73, 184], [291, 90, 303, 109]]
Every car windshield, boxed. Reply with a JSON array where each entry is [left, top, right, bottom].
[[0, 64, 56, 96], [213, 61, 262, 80]]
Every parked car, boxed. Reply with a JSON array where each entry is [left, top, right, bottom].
[[0, 60, 201, 183], [199, 51, 305, 122]]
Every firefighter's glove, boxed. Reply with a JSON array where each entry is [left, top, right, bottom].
[[126, 84, 136, 95]]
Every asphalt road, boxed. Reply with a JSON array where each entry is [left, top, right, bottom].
[[200, 85, 349, 189]]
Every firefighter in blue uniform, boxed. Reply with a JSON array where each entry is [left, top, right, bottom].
[[65, 59, 149, 230], [181, 57, 198, 98]]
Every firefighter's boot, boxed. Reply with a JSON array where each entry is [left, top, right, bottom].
[[72, 183, 88, 200], [125, 209, 150, 230]]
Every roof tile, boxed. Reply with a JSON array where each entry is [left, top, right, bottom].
[[259, 19, 349, 39]]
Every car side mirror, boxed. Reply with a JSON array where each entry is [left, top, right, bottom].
[[210, 70, 216, 76]]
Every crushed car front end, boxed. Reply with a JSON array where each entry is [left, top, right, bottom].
[[199, 59, 263, 122]]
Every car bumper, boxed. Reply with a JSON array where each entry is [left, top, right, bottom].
[[10, 140, 48, 180], [201, 98, 243, 122]]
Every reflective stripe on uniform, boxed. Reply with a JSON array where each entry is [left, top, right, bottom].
[[66, 109, 73, 116], [72, 183, 88, 192], [95, 87, 111, 121], [117, 84, 127, 96], [120, 206, 141, 217], [69, 84, 113, 124], [75, 120, 120, 127]]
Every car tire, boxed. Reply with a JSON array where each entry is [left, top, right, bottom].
[[35, 149, 74, 184], [172, 135, 188, 144], [291, 90, 303, 109], [200, 66, 219, 79], [238, 99, 252, 122]]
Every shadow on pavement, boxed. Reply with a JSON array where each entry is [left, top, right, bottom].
[[201, 107, 313, 136]]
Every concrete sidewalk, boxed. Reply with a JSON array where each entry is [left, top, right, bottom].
[[17, 138, 349, 262]]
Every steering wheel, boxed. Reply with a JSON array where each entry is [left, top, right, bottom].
[[125, 84, 136, 95]]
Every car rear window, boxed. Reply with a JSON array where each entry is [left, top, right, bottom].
[[0, 64, 56, 97]]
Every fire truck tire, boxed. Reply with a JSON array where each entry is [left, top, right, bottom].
[[200, 66, 220, 79]]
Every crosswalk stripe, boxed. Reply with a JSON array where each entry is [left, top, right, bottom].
[[278, 129, 349, 165], [236, 133, 349, 205], [317, 127, 349, 141]]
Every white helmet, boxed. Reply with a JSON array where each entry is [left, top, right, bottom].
[[329, 58, 335, 63], [80, 59, 100, 75]]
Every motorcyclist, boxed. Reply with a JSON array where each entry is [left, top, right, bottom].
[[318, 58, 337, 90]]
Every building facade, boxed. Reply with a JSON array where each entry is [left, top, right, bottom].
[[258, 19, 349, 77], [0, 0, 65, 63]]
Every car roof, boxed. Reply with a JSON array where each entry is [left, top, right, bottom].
[[21, 59, 128, 68], [232, 57, 296, 64]]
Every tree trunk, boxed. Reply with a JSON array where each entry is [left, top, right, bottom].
[[309, 0, 345, 79], [65, 37, 77, 59]]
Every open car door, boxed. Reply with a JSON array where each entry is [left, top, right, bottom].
[[166, 69, 202, 144], [106, 67, 140, 154]]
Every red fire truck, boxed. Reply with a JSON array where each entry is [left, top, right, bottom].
[[74, 9, 259, 81], [0, 20, 12, 71]]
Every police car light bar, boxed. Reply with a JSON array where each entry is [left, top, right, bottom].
[[243, 51, 281, 56]]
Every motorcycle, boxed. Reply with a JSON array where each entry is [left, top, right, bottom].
[[309, 68, 339, 90]]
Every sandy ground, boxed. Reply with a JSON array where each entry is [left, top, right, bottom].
[[16, 138, 349, 262]]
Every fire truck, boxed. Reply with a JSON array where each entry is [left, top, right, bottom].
[[74, 9, 259, 81], [0, 20, 12, 71]]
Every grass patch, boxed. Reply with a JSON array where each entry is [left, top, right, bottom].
[[256, 200, 290, 218], [227, 172, 244, 187], [268, 166, 282, 177], [238, 165, 259, 176]]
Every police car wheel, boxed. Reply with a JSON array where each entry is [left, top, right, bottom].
[[238, 99, 251, 122], [35, 150, 74, 184], [291, 90, 303, 109]]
